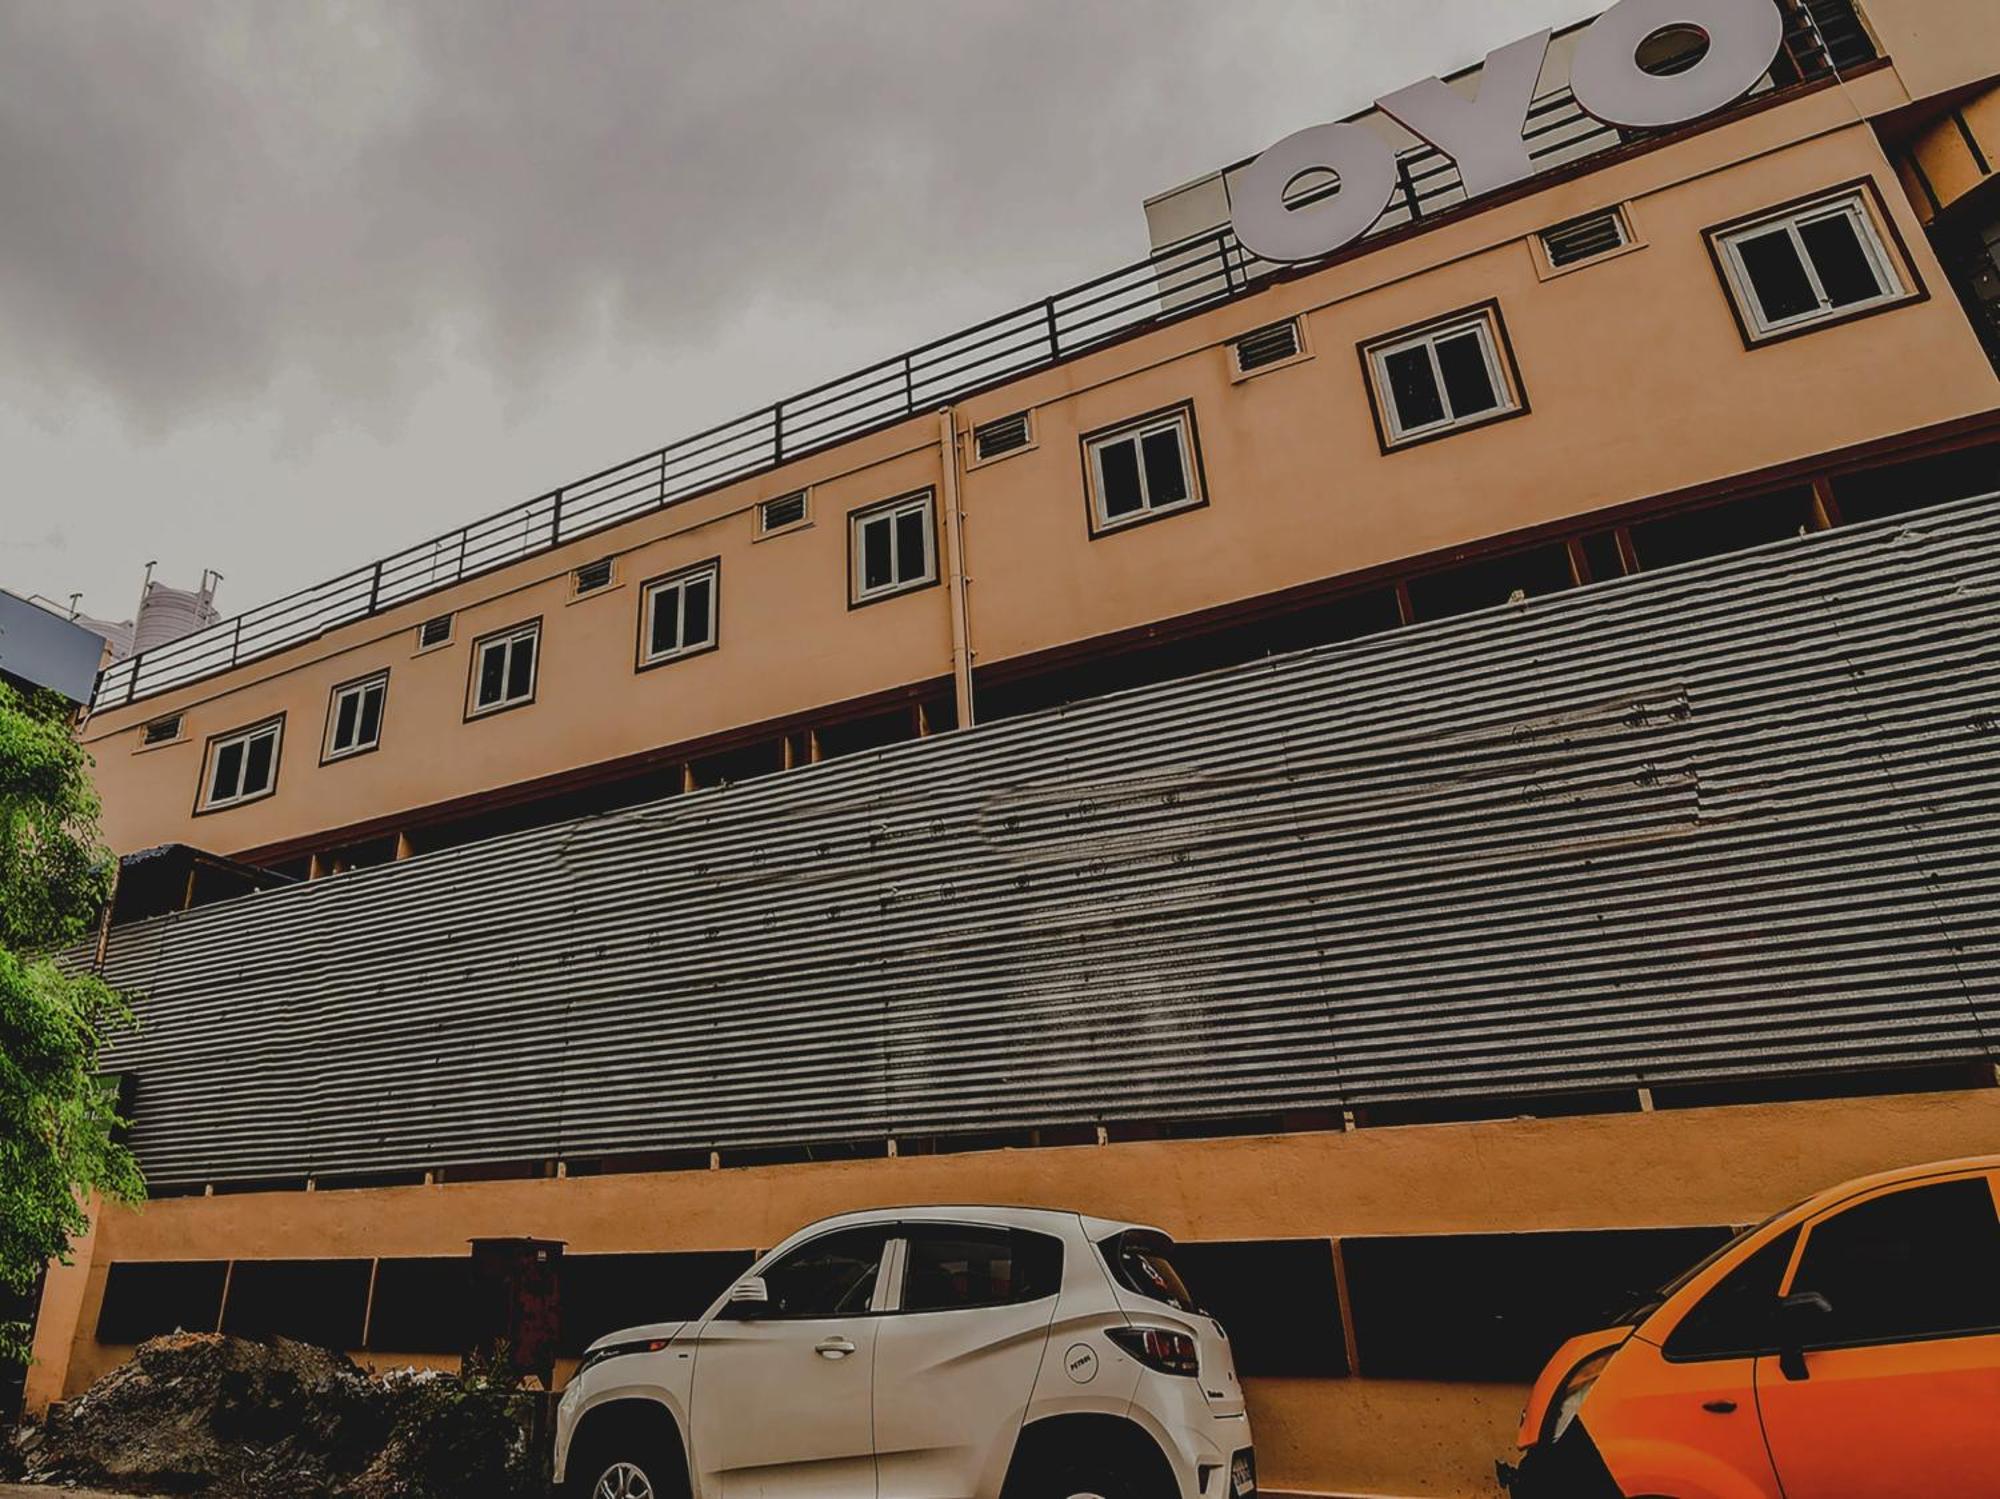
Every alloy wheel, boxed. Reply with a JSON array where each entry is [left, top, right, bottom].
[[592, 1461, 655, 1499]]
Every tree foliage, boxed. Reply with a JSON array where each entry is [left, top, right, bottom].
[[0, 680, 144, 1365]]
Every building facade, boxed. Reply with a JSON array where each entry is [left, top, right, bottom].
[[33, 3, 2000, 1495]]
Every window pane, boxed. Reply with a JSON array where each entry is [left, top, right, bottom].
[[903, 1227, 1061, 1312], [1790, 1177, 2000, 1346], [1384, 345, 1446, 433], [242, 731, 275, 796], [505, 635, 535, 701], [894, 506, 928, 583], [682, 577, 713, 647], [478, 643, 507, 706], [761, 1227, 891, 1318], [333, 693, 360, 752], [1736, 228, 1819, 324], [1098, 438, 1144, 518], [1799, 213, 1885, 308], [650, 585, 681, 656], [211, 741, 243, 801], [1663, 1227, 1800, 1359], [1141, 427, 1190, 508], [862, 517, 893, 591], [1435, 332, 1500, 418], [356, 685, 383, 748]]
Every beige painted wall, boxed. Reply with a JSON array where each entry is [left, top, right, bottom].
[[33, 1088, 2000, 1497], [1855, 0, 2000, 102]]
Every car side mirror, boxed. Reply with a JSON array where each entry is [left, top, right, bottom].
[[721, 1275, 770, 1320], [1775, 1291, 1832, 1381]]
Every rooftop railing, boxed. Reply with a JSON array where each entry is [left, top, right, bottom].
[[92, 0, 1870, 712]]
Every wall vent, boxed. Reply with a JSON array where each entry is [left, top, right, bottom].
[[760, 491, 809, 533], [1540, 210, 1629, 268], [417, 614, 453, 650], [1232, 319, 1303, 373], [973, 413, 1032, 461], [142, 714, 182, 746], [573, 559, 615, 594]]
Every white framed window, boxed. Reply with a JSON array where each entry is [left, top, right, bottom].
[[1711, 189, 1906, 341], [200, 718, 282, 811], [468, 620, 540, 717], [639, 562, 719, 668], [849, 492, 937, 604], [1364, 306, 1521, 447], [1084, 407, 1202, 534], [323, 671, 388, 761]]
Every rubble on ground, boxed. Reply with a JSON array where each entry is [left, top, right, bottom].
[[5, 1333, 541, 1498]]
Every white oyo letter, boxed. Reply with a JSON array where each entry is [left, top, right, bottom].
[[1229, 122, 1400, 264], [1376, 30, 1553, 199], [1570, 0, 1784, 130]]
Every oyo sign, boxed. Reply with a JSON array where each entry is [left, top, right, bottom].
[[1230, 0, 1784, 263]]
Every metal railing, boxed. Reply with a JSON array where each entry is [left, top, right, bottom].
[[92, 0, 1867, 712]]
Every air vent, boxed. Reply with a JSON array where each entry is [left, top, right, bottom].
[[417, 614, 453, 650], [973, 413, 1032, 461], [142, 714, 182, 746], [1232, 320, 1303, 373], [760, 491, 809, 533], [1540, 210, 1629, 269], [573, 558, 614, 594]]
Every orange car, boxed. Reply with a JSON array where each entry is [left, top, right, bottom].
[[1500, 1156, 2000, 1499]]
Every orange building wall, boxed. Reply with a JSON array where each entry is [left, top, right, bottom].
[[32, 1088, 2000, 1497]]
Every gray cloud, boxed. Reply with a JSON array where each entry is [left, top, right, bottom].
[[0, 0, 1581, 614]]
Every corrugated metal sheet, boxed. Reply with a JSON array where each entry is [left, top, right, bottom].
[[100, 494, 2000, 1186]]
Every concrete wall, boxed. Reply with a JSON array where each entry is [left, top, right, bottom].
[[32, 1088, 2000, 1497]]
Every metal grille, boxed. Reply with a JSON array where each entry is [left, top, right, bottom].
[[572, 560, 614, 595], [973, 414, 1032, 461], [96, 492, 2000, 1187], [141, 715, 182, 746], [87, 0, 1870, 714], [1232, 321, 1303, 372], [417, 615, 452, 649], [760, 492, 809, 532], [1541, 211, 1629, 268]]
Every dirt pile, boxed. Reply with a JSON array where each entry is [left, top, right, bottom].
[[7, 1334, 541, 1498]]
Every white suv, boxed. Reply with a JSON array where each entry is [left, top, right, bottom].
[[554, 1205, 1256, 1499]]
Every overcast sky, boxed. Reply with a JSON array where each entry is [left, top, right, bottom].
[[0, 0, 1584, 624]]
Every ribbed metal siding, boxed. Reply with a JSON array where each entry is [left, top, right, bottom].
[[101, 495, 2000, 1186]]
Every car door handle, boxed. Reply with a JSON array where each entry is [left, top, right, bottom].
[[1702, 1399, 1738, 1414], [815, 1337, 856, 1360]]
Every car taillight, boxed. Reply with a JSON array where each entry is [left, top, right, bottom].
[[1107, 1325, 1200, 1377]]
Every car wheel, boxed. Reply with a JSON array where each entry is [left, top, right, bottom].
[[574, 1440, 682, 1499]]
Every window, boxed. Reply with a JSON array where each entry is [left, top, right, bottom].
[[558, 1250, 757, 1355], [141, 713, 182, 746], [1084, 408, 1203, 533], [573, 558, 614, 595], [1786, 1177, 2000, 1347], [639, 563, 719, 668], [759, 490, 809, 534], [1099, 1230, 1201, 1313], [1404, 543, 1575, 621], [757, 1226, 892, 1318], [1663, 1228, 1801, 1360], [1627, 488, 1819, 571], [973, 412, 1032, 462], [417, 614, 453, 650], [1172, 1240, 1348, 1377], [1712, 190, 1908, 341], [900, 1226, 1063, 1312], [1364, 305, 1522, 447], [219, 1259, 372, 1349], [849, 492, 937, 603], [468, 621, 539, 716], [1539, 209, 1629, 269], [200, 718, 282, 810], [97, 1261, 227, 1344], [323, 672, 387, 761], [1231, 319, 1304, 374]]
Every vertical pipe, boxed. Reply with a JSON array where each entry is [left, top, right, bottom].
[[937, 409, 976, 730]]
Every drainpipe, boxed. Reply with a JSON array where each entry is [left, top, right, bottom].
[[937, 408, 976, 728]]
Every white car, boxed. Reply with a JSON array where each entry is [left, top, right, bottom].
[[554, 1205, 1256, 1499]]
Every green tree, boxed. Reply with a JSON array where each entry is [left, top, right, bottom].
[[0, 680, 144, 1366]]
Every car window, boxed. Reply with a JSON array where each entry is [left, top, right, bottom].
[[1787, 1176, 2000, 1347], [901, 1226, 1063, 1313], [1100, 1231, 1200, 1314], [1661, 1226, 1799, 1360], [759, 1226, 892, 1319]]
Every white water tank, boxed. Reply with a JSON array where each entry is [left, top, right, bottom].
[[131, 572, 221, 656]]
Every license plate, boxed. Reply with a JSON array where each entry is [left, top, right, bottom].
[[1231, 1450, 1257, 1496]]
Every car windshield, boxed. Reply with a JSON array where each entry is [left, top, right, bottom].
[[1100, 1231, 1200, 1313], [1608, 1198, 1806, 1325]]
